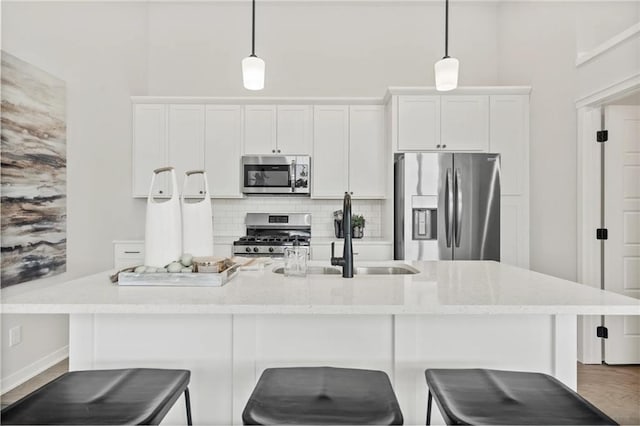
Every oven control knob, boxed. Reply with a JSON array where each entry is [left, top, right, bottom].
[[268, 247, 274, 253], [245, 247, 251, 253], [253, 247, 259, 253]]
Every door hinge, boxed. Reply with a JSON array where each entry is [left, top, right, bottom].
[[597, 130, 608, 143], [596, 326, 608, 339], [596, 228, 608, 240]]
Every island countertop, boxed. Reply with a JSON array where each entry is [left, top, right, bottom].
[[1, 261, 638, 315]]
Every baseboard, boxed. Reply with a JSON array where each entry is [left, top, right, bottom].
[[0, 345, 69, 394]]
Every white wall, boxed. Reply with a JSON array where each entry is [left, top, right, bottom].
[[1, 1, 148, 389], [2, 0, 637, 386]]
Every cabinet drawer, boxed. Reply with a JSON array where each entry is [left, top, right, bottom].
[[310, 242, 393, 261], [114, 242, 145, 269]]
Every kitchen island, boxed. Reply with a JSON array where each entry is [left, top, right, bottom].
[[2, 261, 639, 425]]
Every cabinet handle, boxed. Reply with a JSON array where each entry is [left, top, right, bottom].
[[158, 190, 163, 194], [124, 251, 141, 254], [199, 191, 204, 194], [277, 149, 281, 153], [442, 144, 447, 148], [272, 149, 275, 153], [436, 144, 441, 148]]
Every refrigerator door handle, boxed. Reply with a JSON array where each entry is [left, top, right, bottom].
[[455, 168, 462, 247], [445, 168, 453, 248]]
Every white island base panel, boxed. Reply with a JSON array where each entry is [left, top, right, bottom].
[[69, 313, 577, 426]]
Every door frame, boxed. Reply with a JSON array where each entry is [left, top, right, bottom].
[[576, 76, 640, 363]]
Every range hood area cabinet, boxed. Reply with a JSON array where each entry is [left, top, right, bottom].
[[311, 105, 386, 199], [243, 105, 313, 156]]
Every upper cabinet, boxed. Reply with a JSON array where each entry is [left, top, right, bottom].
[[397, 96, 440, 151], [440, 95, 489, 151], [489, 95, 528, 196], [396, 94, 489, 152], [205, 105, 243, 198], [349, 105, 386, 198], [132, 104, 167, 197], [277, 105, 313, 155], [168, 104, 205, 197], [311, 105, 387, 199], [312, 106, 350, 198], [243, 105, 312, 155]]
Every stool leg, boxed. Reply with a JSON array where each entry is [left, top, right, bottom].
[[426, 389, 433, 426], [184, 388, 193, 426]]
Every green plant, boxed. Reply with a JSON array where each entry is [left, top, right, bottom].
[[352, 215, 365, 228]]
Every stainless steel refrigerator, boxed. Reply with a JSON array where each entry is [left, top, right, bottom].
[[394, 152, 500, 261]]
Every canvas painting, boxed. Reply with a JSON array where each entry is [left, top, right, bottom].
[[1, 51, 67, 287]]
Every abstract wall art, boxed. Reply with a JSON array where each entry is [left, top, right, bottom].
[[1, 51, 67, 287]]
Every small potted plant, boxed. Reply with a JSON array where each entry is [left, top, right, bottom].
[[352, 215, 365, 239]]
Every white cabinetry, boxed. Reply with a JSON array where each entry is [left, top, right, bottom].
[[388, 88, 530, 268], [312, 106, 350, 198], [132, 104, 167, 197], [113, 241, 145, 269], [396, 95, 489, 152], [168, 105, 205, 197], [397, 96, 440, 151], [440, 95, 489, 151], [244, 105, 312, 155], [349, 106, 386, 198], [244, 105, 277, 155], [132, 104, 205, 198], [205, 105, 243, 198], [277, 105, 313, 154], [312, 105, 387, 199]]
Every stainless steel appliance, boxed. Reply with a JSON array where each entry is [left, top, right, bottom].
[[394, 152, 500, 261], [233, 213, 311, 257], [241, 156, 310, 195]]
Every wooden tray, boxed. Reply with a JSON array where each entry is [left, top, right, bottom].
[[116, 263, 240, 287]]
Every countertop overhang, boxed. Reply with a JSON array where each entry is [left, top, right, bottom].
[[1, 261, 639, 315]]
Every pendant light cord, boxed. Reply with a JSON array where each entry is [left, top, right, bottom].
[[444, 0, 449, 58], [251, 0, 256, 57]]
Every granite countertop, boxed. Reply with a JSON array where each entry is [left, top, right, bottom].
[[2, 261, 639, 315]]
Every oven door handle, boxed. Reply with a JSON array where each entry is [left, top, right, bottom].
[[290, 159, 296, 193]]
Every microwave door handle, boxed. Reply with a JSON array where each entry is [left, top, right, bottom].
[[290, 160, 296, 192]]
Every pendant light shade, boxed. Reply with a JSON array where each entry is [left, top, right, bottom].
[[243, 55, 265, 91], [435, 0, 458, 91], [243, 0, 265, 91], [435, 57, 459, 92]]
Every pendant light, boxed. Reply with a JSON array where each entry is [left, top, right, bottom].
[[242, 0, 265, 90], [434, 0, 459, 91]]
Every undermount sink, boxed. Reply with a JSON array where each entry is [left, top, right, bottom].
[[272, 264, 419, 275]]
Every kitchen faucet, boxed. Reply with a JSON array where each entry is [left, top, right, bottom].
[[331, 192, 354, 278]]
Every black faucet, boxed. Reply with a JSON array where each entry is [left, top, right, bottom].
[[331, 192, 354, 278]]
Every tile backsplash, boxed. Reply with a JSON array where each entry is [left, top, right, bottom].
[[212, 198, 383, 238]]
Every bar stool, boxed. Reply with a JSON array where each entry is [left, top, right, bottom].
[[1, 368, 192, 425], [242, 366, 404, 425], [425, 368, 617, 425]]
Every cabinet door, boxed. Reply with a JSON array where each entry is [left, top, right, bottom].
[[440, 95, 489, 151], [277, 105, 312, 155], [349, 105, 386, 199], [489, 95, 528, 195], [501, 195, 529, 268], [312, 106, 349, 198], [244, 105, 277, 155], [132, 104, 167, 197], [397, 96, 440, 151], [168, 104, 205, 197], [205, 105, 243, 198]]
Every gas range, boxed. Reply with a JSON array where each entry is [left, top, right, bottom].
[[233, 213, 311, 257]]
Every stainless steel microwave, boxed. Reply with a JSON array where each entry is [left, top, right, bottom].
[[241, 155, 310, 195]]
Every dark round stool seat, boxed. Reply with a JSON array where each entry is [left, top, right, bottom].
[[425, 368, 617, 425], [1, 368, 192, 425], [242, 366, 404, 425]]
